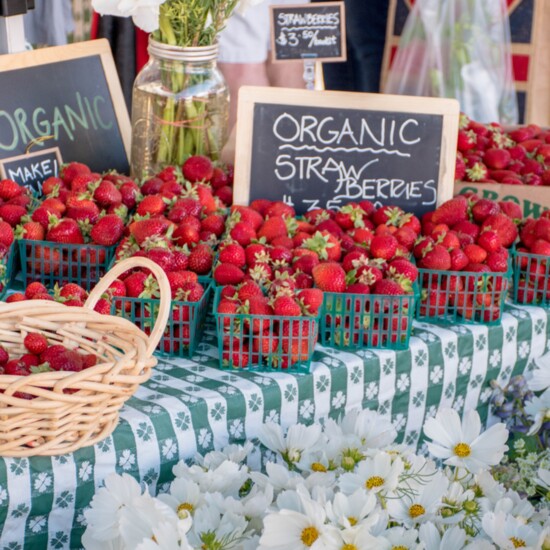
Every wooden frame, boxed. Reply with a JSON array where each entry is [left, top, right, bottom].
[[233, 86, 459, 209], [269, 1, 347, 63], [0, 147, 62, 180], [0, 39, 131, 161]]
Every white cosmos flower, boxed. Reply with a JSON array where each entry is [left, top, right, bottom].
[[494, 491, 535, 521], [325, 489, 379, 530], [482, 511, 544, 549], [198, 442, 254, 469], [82, 473, 144, 547], [157, 478, 203, 519], [187, 504, 247, 549], [475, 470, 506, 504], [135, 520, 192, 550], [529, 354, 550, 391], [439, 481, 474, 524], [386, 473, 449, 527], [537, 467, 550, 491], [187, 460, 249, 498], [259, 490, 338, 550], [251, 462, 303, 493], [259, 422, 323, 464], [379, 526, 422, 549], [119, 493, 179, 549], [352, 409, 397, 448], [418, 523, 467, 550], [524, 388, 550, 435], [339, 452, 404, 496], [325, 522, 390, 550], [92, 0, 165, 32], [423, 408, 508, 474]]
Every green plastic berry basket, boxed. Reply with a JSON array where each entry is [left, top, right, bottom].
[[18, 240, 117, 291], [320, 283, 418, 351], [111, 279, 212, 358], [0, 244, 16, 300], [511, 249, 550, 307], [213, 287, 320, 373], [416, 264, 512, 326]]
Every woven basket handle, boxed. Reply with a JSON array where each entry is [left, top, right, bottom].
[[84, 257, 171, 357]]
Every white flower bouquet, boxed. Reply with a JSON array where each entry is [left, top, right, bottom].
[[82, 407, 550, 550]]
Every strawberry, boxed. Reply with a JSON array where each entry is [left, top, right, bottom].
[[188, 243, 213, 274], [264, 201, 295, 219], [0, 220, 14, 248], [230, 205, 264, 231], [129, 218, 170, 245], [146, 247, 174, 271], [498, 201, 522, 220], [25, 281, 47, 299], [136, 194, 167, 217], [534, 218, 550, 242], [0, 204, 26, 226], [257, 216, 288, 242], [172, 224, 200, 247], [24, 333, 48, 355], [47, 348, 84, 372], [210, 167, 229, 189], [182, 155, 214, 182], [229, 221, 256, 246], [481, 213, 518, 248], [60, 162, 91, 185], [431, 197, 468, 226], [59, 283, 88, 300], [201, 214, 226, 238], [15, 221, 45, 241], [215, 185, 232, 205], [486, 248, 509, 272], [123, 271, 149, 298], [175, 281, 204, 302], [312, 262, 346, 293], [4, 359, 30, 376], [371, 279, 404, 295], [46, 218, 84, 244], [90, 214, 124, 246], [457, 129, 477, 152], [464, 244, 487, 264], [369, 234, 398, 260], [418, 245, 451, 270], [297, 288, 323, 315], [372, 205, 404, 227], [5, 293, 25, 303], [293, 253, 319, 275], [93, 180, 122, 207], [387, 258, 418, 283], [0, 346, 8, 365], [237, 280, 264, 302], [531, 239, 550, 256], [477, 230, 501, 253], [455, 155, 466, 180], [450, 248, 469, 271], [483, 148, 511, 169], [471, 199, 500, 224], [214, 263, 245, 285], [219, 242, 246, 266], [119, 181, 141, 209], [94, 298, 111, 314], [66, 200, 100, 224], [0, 179, 23, 200]]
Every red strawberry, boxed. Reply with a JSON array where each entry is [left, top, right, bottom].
[[188, 244, 213, 274], [481, 213, 518, 248], [24, 333, 48, 355], [0, 204, 26, 227], [93, 180, 122, 207], [483, 148, 511, 169], [498, 201, 522, 220], [237, 280, 264, 302], [6, 293, 26, 303], [450, 248, 469, 271], [60, 162, 91, 185], [128, 218, 170, 245], [486, 248, 509, 272], [431, 197, 468, 226], [25, 281, 48, 299], [471, 199, 500, 224], [4, 359, 30, 376], [0, 220, 14, 248], [175, 281, 204, 302], [418, 245, 451, 270], [0, 179, 23, 200], [59, 283, 88, 301], [172, 224, 200, 247], [387, 258, 418, 283], [230, 205, 264, 231], [94, 298, 111, 315], [370, 234, 398, 260], [90, 214, 124, 246], [15, 221, 45, 241], [477, 230, 501, 253], [146, 247, 174, 271], [47, 348, 84, 372], [182, 155, 214, 182], [312, 262, 346, 293], [371, 279, 404, 295], [0, 346, 8, 365], [214, 263, 245, 285], [136, 195, 167, 217], [464, 244, 487, 264], [257, 216, 288, 242], [201, 214, 226, 238], [210, 167, 228, 189], [264, 201, 295, 219], [123, 271, 149, 297], [457, 129, 477, 152], [273, 296, 302, 316], [531, 239, 550, 256], [219, 242, 246, 266], [372, 205, 404, 227], [46, 218, 84, 244], [230, 221, 256, 246], [297, 288, 323, 315], [465, 162, 489, 182]]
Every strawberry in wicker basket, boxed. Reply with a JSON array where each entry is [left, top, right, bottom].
[[0, 257, 170, 457]]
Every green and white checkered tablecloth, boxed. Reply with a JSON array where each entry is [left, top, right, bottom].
[[0, 303, 548, 549]]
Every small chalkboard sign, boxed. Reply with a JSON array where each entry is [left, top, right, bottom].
[[0, 40, 130, 175], [233, 87, 459, 216], [0, 147, 62, 194], [270, 2, 346, 63]]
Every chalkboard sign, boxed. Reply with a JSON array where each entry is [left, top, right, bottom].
[[234, 87, 459, 216], [0, 40, 130, 175], [270, 2, 346, 62], [0, 147, 62, 194]]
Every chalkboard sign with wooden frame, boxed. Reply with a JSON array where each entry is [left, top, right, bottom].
[[233, 86, 459, 216], [0, 39, 131, 175], [269, 1, 346, 63]]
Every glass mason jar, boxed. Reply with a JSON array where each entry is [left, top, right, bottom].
[[131, 39, 229, 178]]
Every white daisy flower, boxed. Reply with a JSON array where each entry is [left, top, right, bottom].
[[325, 489, 379, 530], [198, 442, 254, 469], [524, 388, 550, 435], [418, 523, 467, 550], [135, 520, 192, 550], [259, 491, 338, 550], [339, 452, 404, 496], [482, 511, 544, 549], [324, 521, 390, 550], [378, 526, 422, 549], [92, 0, 165, 33], [82, 473, 144, 546], [187, 504, 247, 549], [423, 408, 508, 474], [352, 409, 397, 449], [295, 449, 333, 475], [536, 467, 550, 491], [259, 423, 323, 464], [157, 478, 203, 519], [251, 462, 303, 493], [529, 354, 550, 391], [386, 473, 449, 527]]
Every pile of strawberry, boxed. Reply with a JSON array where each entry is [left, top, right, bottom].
[[0, 333, 98, 399], [216, 279, 323, 368], [514, 212, 550, 304], [456, 115, 550, 185], [110, 267, 208, 355], [415, 195, 519, 321]]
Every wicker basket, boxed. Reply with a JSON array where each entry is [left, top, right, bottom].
[[0, 257, 170, 457]]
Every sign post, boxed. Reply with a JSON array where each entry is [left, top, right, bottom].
[[233, 86, 459, 216], [0, 0, 33, 54]]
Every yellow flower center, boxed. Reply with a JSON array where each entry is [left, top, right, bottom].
[[509, 537, 526, 548], [409, 504, 426, 518], [347, 516, 358, 526], [177, 502, 194, 519], [454, 442, 471, 457], [365, 476, 385, 489], [392, 547, 408, 550], [311, 462, 327, 472], [301, 526, 319, 547], [342, 545, 358, 550]]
